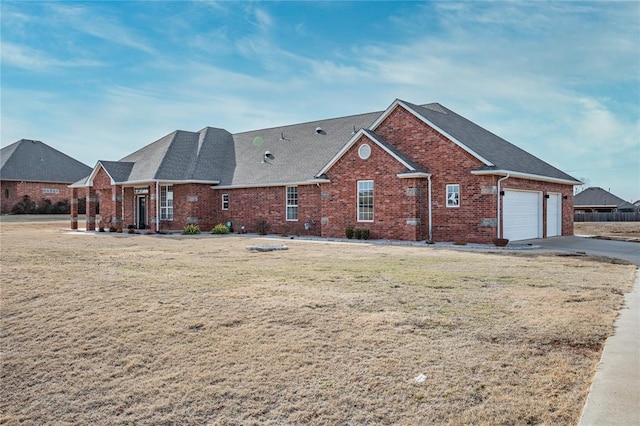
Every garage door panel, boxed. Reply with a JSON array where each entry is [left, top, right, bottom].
[[503, 190, 542, 241]]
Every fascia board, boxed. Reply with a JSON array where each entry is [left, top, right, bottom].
[[212, 179, 328, 190], [119, 179, 221, 186], [471, 169, 583, 186], [370, 100, 494, 167], [397, 172, 431, 179]]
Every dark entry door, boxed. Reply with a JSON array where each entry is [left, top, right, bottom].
[[137, 196, 147, 229]]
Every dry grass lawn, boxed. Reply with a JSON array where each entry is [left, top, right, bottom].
[[575, 221, 640, 241], [0, 220, 636, 425]]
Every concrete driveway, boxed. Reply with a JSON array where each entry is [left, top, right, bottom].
[[521, 235, 640, 266], [521, 236, 639, 425]]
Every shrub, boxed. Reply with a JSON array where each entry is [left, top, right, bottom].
[[11, 195, 37, 214], [354, 229, 370, 240], [255, 219, 270, 235], [211, 223, 230, 234], [345, 225, 354, 239], [182, 224, 201, 235]]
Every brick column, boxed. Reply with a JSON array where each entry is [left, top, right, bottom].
[[70, 188, 79, 230], [86, 187, 97, 231], [149, 184, 158, 233]]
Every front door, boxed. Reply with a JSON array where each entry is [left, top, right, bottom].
[[137, 196, 147, 229]]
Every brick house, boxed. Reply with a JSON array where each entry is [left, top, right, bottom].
[[1, 139, 92, 214], [574, 187, 638, 213], [70, 99, 581, 242]]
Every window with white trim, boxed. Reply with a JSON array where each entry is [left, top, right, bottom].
[[160, 185, 174, 220], [43, 188, 60, 194], [286, 186, 298, 221], [446, 184, 460, 208], [222, 193, 229, 210], [357, 180, 374, 222]]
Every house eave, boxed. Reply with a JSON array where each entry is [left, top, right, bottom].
[[397, 172, 431, 179], [212, 178, 327, 190], [471, 169, 582, 186]]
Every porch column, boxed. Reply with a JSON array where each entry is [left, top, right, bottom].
[[112, 185, 123, 230], [149, 183, 158, 233], [86, 187, 97, 231], [70, 188, 79, 230]]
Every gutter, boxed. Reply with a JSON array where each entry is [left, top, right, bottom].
[[472, 169, 581, 186]]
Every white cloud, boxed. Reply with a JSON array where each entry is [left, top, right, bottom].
[[0, 42, 102, 71], [46, 3, 155, 54]]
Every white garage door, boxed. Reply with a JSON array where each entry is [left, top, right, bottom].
[[503, 190, 542, 241], [546, 193, 562, 237]]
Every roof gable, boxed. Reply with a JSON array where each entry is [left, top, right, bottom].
[[316, 128, 427, 177], [0, 139, 92, 183], [371, 100, 580, 185]]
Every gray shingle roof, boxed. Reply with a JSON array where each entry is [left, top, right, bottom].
[[0, 139, 92, 183], [574, 187, 636, 210], [83, 99, 579, 188], [112, 128, 234, 183], [225, 111, 381, 186], [400, 101, 580, 183]]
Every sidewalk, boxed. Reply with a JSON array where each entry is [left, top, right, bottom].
[[579, 271, 640, 425]]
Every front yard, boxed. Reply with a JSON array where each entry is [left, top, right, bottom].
[[0, 220, 636, 425]]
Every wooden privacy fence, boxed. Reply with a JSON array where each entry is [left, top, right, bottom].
[[575, 212, 640, 222]]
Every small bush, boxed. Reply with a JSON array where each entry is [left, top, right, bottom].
[[354, 229, 370, 240], [182, 224, 201, 235], [255, 219, 270, 235], [211, 223, 230, 234], [345, 225, 354, 239]]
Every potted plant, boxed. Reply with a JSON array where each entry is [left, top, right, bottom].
[[493, 238, 509, 247]]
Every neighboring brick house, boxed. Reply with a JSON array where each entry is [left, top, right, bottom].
[[0, 139, 92, 214], [574, 187, 637, 213], [70, 99, 581, 242]]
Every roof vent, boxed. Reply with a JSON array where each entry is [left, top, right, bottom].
[[315, 127, 326, 135]]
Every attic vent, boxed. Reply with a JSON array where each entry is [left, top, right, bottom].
[[315, 127, 326, 135]]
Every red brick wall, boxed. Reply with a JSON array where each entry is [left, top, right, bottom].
[[320, 135, 425, 240], [0, 180, 75, 214], [320, 105, 575, 243], [212, 185, 322, 236], [501, 178, 574, 238]]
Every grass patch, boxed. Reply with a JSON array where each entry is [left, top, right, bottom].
[[0, 220, 636, 424]]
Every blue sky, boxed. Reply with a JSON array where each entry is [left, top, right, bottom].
[[2, 1, 639, 202]]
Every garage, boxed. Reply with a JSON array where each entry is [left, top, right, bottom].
[[546, 193, 562, 237], [503, 190, 542, 241]]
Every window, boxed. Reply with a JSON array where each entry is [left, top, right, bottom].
[[160, 185, 173, 220], [286, 187, 298, 221], [42, 188, 60, 194], [4, 189, 8, 199], [357, 180, 374, 222], [446, 184, 460, 208], [222, 193, 229, 210], [358, 143, 371, 160]]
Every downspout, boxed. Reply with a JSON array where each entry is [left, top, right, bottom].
[[497, 174, 510, 239], [427, 175, 433, 242], [155, 181, 160, 233]]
